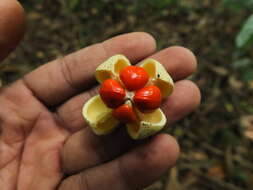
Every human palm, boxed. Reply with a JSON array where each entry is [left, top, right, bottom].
[[0, 1, 200, 190]]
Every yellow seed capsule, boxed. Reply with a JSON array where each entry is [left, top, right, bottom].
[[82, 55, 174, 139]]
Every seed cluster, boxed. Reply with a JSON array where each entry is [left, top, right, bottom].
[[99, 66, 162, 124]]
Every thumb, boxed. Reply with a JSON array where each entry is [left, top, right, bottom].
[[0, 0, 25, 62]]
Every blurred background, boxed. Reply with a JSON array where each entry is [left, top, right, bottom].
[[1, 0, 253, 189]]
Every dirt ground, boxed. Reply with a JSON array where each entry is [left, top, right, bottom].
[[1, 0, 253, 189]]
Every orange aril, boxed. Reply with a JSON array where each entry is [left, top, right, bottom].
[[119, 66, 149, 91], [133, 85, 162, 113], [99, 79, 126, 108], [112, 104, 138, 123]]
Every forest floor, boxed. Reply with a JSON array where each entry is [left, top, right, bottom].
[[1, 0, 253, 189]]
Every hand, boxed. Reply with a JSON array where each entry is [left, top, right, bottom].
[[0, 1, 201, 190]]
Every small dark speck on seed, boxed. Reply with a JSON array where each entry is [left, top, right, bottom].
[[157, 74, 160, 78]]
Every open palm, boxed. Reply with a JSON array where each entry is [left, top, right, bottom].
[[0, 1, 200, 190]]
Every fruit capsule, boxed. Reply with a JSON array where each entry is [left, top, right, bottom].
[[119, 66, 149, 91], [99, 79, 126, 108], [113, 104, 138, 123], [133, 85, 162, 113]]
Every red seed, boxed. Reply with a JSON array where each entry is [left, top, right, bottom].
[[99, 79, 126, 108], [113, 104, 138, 123], [133, 85, 162, 113], [120, 66, 149, 91]]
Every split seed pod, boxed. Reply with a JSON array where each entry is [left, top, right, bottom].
[[82, 55, 174, 139]]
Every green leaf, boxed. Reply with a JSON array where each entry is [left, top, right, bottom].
[[236, 14, 253, 48]]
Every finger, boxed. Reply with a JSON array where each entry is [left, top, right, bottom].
[[59, 134, 179, 190], [23, 32, 156, 106], [149, 46, 197, 81], [0, 0, 25, 62], [162, 80, 201, 124], [57, 46, 197, 132], [61, 80, 200, 174]]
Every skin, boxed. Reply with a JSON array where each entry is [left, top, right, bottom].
[[0, 1, 201, 190]]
